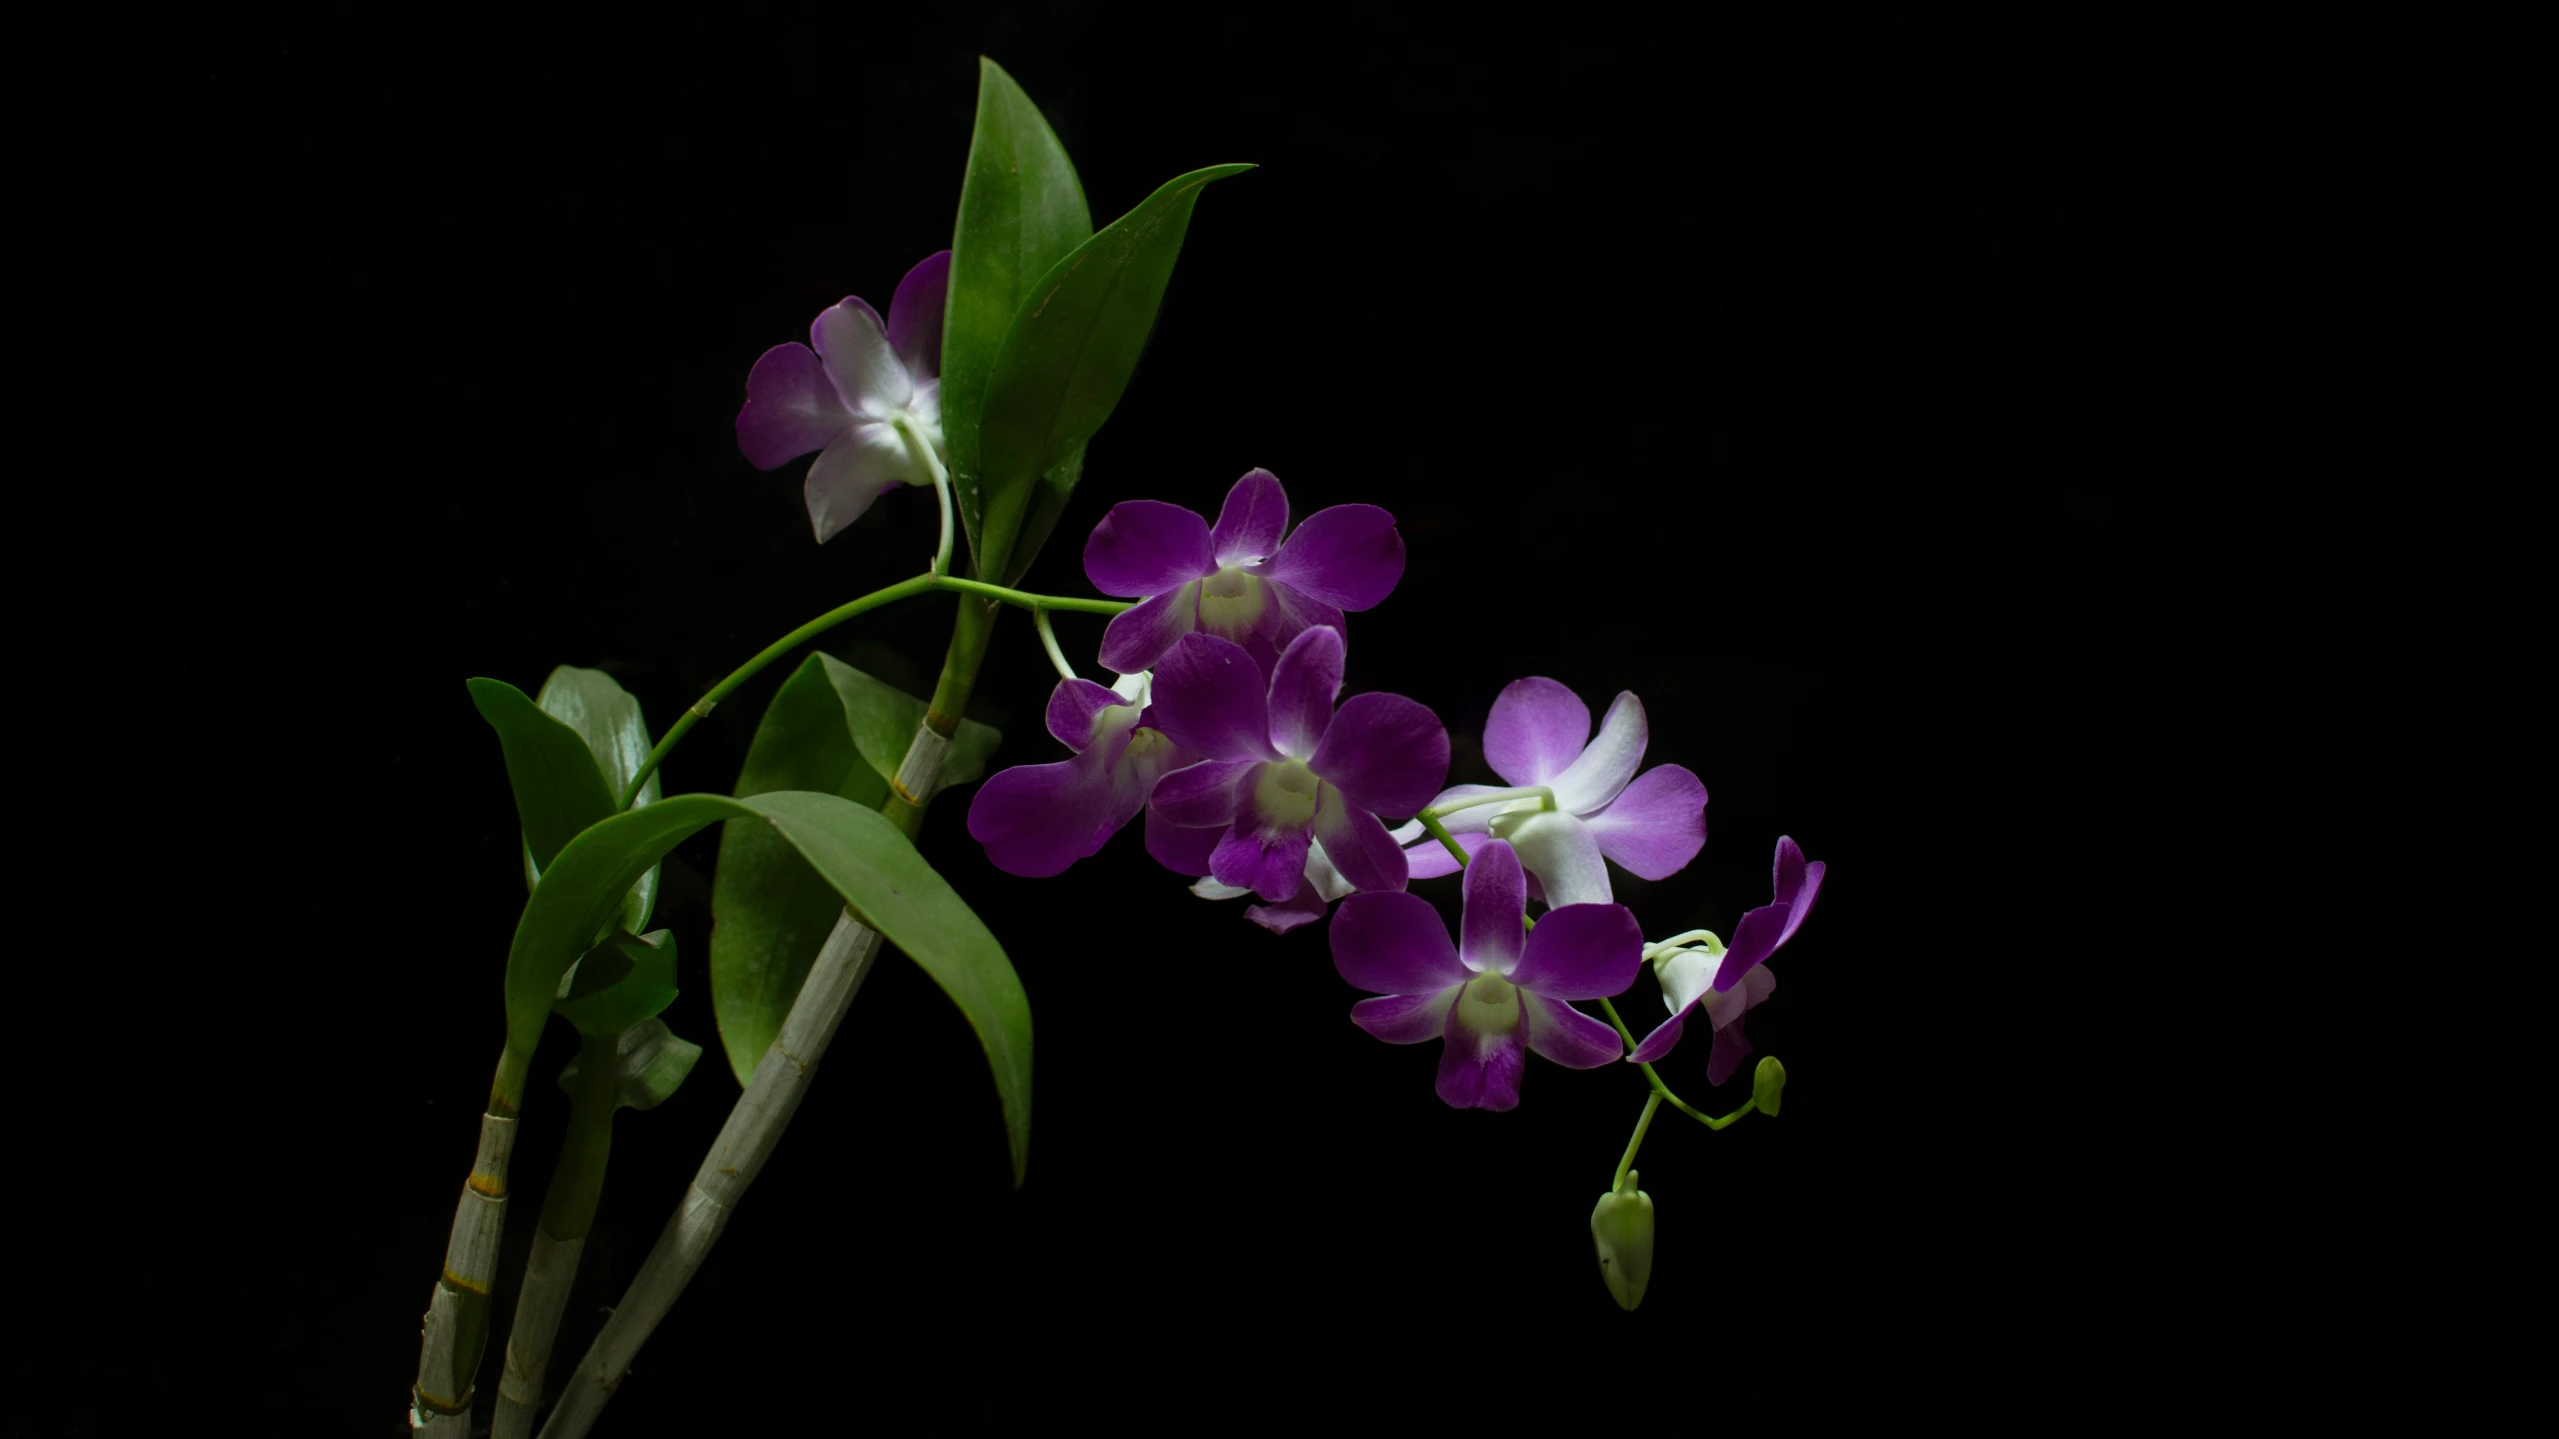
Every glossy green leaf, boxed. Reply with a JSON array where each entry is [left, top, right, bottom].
[[1000, 445, 1087, 588], [974, 163, 1253, 580], [468, 678, 615, 872], [822, 654, 1001, 794], [557, 1016, 702, 1112], [551, 928, 679, 1040], [508, 790, 1033, 1182], [535, 665, 661, 931], [709, 654, 1000, 1086], [945, 57, 1091, 572]]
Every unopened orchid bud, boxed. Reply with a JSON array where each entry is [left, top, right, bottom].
[[1753, 1055, 1788, 1117], [1589, 1171, 1656, 1311]]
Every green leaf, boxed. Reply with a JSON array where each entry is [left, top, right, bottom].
[[945, 57, 1092, 573], [468, 678, 616, 872], [709, 654, 1000, 1087], [975, 163, 1253, 580], [508, 790, 1033, 1183], [535, 665, 662, 931], [551, 928, 680, 1039], [821, 654, 1001, 794], [557, 1016, 702, 1112], [1000, 445, 1087, 589]]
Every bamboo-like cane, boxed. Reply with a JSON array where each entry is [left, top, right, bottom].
[[538, 596, 998, 1437], [411, 1094, 521, 1431], [491, 1025, 624, 1439], [536, 911, 883, 1438]]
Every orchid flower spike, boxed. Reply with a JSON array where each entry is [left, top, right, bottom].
[[967, 671, 1197, 877], [1395, 678, 1707, 908], [1084, 468, 1405, 676], [736, 252, 951, 543], [1145, 627, 1449, 902], [1628, 836, 1825, 1082], [1331, 839, 1642, 1110]]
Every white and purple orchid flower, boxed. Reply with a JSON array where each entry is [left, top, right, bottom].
[[735, 252, 951, 543], [1629, 835, 1825, 1082], [1085, 468, 1406, 676], [966, 672, 1200, 878], [1145, 627, 1448, 902], [1394, 677, 1707, 909], [1333, 839, 1642, 1110]]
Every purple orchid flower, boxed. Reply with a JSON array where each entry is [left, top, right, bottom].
[[1393, 678, 1706, 909], [1332, 839, 1642, 1110], [967, 673, 1198, 877], [1145, 627, 1448, 902], [1084, 468, 1405, 676], [1628, 835, 1825, 1081], [736, 252, 951, 543]]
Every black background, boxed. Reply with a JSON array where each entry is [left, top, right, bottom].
[[59, 4, 2549, 1434]]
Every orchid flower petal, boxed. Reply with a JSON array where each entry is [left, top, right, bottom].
[[1458, 839, 1527, 974], [1098, 584, 1202, 674], [884, 251, 951, 380], [1546, 691, 1647, 813], [1411, 783, 1515, 836], [1209, 467, 1290, 565], [1045, 677, 1131, 749], [810, 297, 909, 418], [1265, 625, 1345, 759], [1084, 500, 1216, 598], [1522, 992, 1624, 1069], [1584, 764, 1708, 880], [1251, 504, 1405, 610], [1510, 902, 1644, 1000], [1147, 758, 1258, 829], [1212, 779, 1315, 901], [803, 426, 912, 543], [1244, 879, 1333, 934], [1714, 838, 1825, 991], [1625, 1011, 1688, 1066], [1437, 1020, 1525, 1111], [1309, 692, 1450, 817], [1145, 805, 1222, 876], [736, 343, 853, 470], [1351, 985, 1463, 1044], [1330, 890, 1469, 994], [965, 749, 1117, 877], [1311, 784, 1409, 893], [1503, 809, 1613, 908], [1481, 677, 1593, 788], [1221, 581, 1348, 681], [1403, 826, 1496, 879], [1704, 1012, 1756, 1086], [1149, 633, 1281, 761]]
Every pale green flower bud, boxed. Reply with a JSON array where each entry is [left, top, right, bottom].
[[1590, 1171, 1656, 1311], [1753, 1055, 1788, 1117]]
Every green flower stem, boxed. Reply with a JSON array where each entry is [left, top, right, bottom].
[[1033, 607, 1076, 682], [1417, 813, 1472, 870], [1593, 996, 1752, 1130], [888, 414, 955, 579], [930, 575, 1130, 615], [1613, 1092, 1663, 1192], [613, 572, 1134, 810], [1419, 786, 1555, 821]]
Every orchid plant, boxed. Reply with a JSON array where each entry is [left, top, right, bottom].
[[409, 60, 1825, 1437]]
